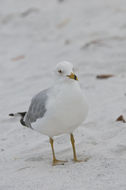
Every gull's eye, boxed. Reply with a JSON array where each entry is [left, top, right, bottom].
[[58, 70, 62, 74]]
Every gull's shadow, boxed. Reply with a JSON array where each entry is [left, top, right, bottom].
[[25, 154, 48, 162]]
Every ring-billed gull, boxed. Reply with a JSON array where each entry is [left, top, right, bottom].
[[9, 61, 88, 165]]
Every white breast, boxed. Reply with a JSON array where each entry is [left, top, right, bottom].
[[32, 81, 88, 137]]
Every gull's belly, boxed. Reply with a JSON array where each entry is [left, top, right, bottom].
[[54, 94, 87, 128]]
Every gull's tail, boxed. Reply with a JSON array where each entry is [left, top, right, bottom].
[[9, 112, 27, 126]]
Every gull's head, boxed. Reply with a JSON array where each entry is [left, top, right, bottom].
[[55, 61, 78, 81]]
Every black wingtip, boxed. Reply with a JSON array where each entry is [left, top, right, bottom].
[[18, 112, 26, 117], [9, 113, 14, 116]]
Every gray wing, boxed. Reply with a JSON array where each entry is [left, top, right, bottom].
[[24, 88, 49, 127]]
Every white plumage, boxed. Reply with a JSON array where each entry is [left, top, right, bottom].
[[33, 75, 88, 137]]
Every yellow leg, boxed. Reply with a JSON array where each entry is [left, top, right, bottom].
[[70, 133, 78, 161], [49, 138, 67, 166], [70, 133, 88, 162]]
